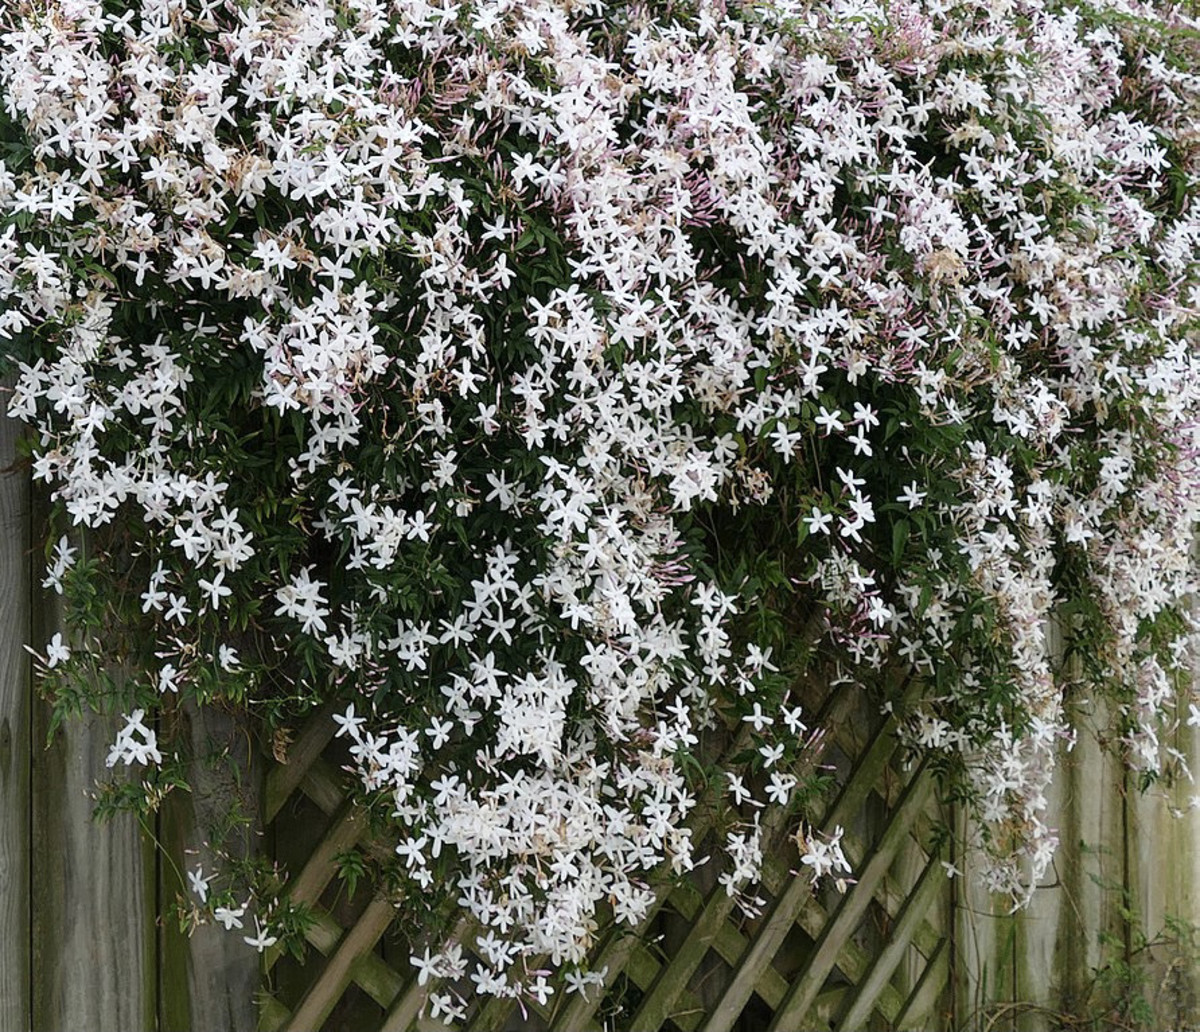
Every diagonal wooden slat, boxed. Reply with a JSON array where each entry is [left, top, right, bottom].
[[767, 861, 908, 1026], [257, 669, 956, 1032], [774, 782, 947, 993], [764, 768, 935, 1032], [664, 878, 792, 1008], [628, 875, 742, 1031], [896, 931, 950, 1031], [374, 966, 426, 1032], [835, 848, 945, 1030], [550, 685, 866, 1032], [260, 903, 409, 1030], [812, 985, 850, 1027], [547, 919, 647, 1031], [264, 803, 368, 973], [295, 753, 397, 866], [673, 832, 921, 1027], [257, 991, 292, 1031], [377, 915, 474, 1032], [628, 774, 813, 1032], [478, 704, 794, 1032], [625, 941, 707, 1030], [542, 743, 749, 1032], [282, 896, 396, 1032], [650, 749, 921, 1032], [260, 730, 418, 1030], [264, 706, 338, 821], [297, 755, 347, 816], [547, 858, 756, 1032], [695, 716, 907, 1032]]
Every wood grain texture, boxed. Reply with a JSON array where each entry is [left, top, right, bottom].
[[698, 722, 903, 1032], [29, 516, 155, 1032], [31, 704, 157, 1032], [952, 679, 1200, 1032], [835, 851, 944, 1031], [161, 702, 263, 1032], [1128, 696, 1200, 1027], [0, 403, 31, 1032]]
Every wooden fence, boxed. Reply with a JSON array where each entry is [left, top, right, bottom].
[[2, 408, 1199, 1032], [0, 409, 262, 1032]]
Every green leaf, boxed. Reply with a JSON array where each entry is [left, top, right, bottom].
[[891, 519, 910, 566]]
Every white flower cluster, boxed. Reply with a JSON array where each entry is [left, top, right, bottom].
[[106, 709, 162, 768], [3, 0, 1199, 997]]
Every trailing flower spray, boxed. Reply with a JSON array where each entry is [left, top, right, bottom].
[[2, 0, 1199, 1009]]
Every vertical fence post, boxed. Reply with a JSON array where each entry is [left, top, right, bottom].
[[1126, 669, 1200, 1028], [29, 514, 157, 1031], [0, 397, 31, 1032], [160, 701, 264, 1032]]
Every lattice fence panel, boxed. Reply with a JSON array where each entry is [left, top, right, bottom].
[[256, 682, 952, 1032]]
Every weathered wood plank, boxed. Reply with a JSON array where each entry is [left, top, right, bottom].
[[544, 770, 741, 1031], [0, 401, 31, 1032], [778, 858, 913, 1025], [160, 702, 264, 1032], [377, 915, 473, 1032], [298, 753, 348, 816], [548, 687, 870, 1032], [953, 620, 1138, 1032], [264, 802, 365, 973], [1014, 718, 1117, 1031], [954, 692, 1130, 1032], [1127, 700, 1200, 1028], [30, 592, 156, 1032], [629, 780, 810, 1032], [666, 878, 792, 1008], [629, 876, 741, 1031], [257, 991, 292, 1032], [266, 900, 406, 1015]]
